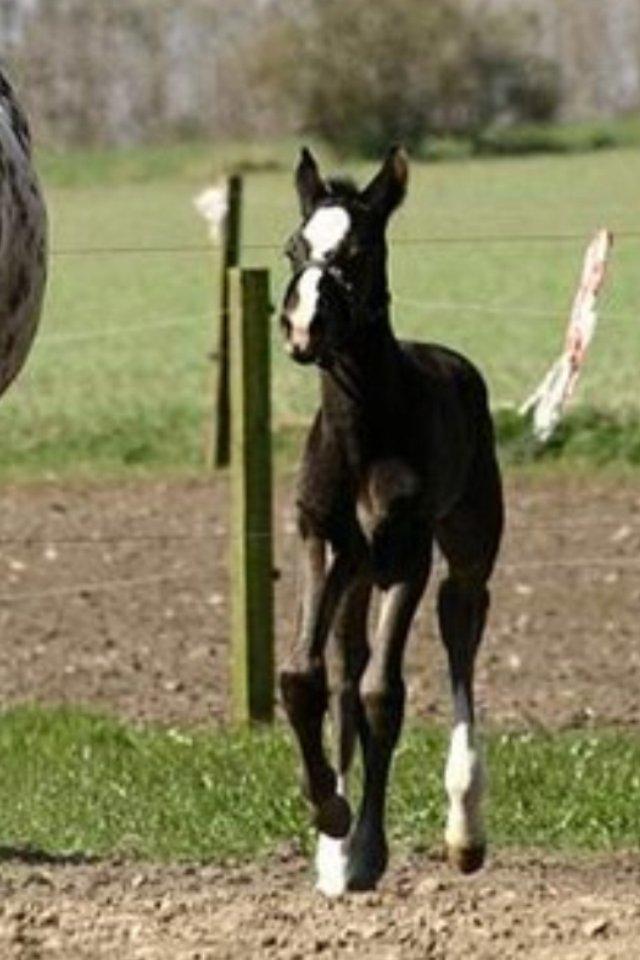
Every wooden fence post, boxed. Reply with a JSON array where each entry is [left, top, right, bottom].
[[229, 267, 274, 724], [211, 173, 243, 469]]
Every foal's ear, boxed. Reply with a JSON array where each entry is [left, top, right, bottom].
[[361, 145, 409, 220], [295, 147, 327, 217]]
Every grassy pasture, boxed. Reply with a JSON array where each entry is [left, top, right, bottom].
[[1, 705, 639, 861], [1, 144, 640, 868], [0, 142, 638, 476]]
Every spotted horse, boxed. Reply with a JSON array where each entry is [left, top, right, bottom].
[[0, 68, 47, 398], [278, 147, 504, 895]]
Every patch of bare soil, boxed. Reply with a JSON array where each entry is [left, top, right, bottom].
[[1, 473, 640, 957], [1, 850, 640, 959], [1, 472, 640, 729]]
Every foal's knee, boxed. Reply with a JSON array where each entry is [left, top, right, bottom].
[[279, 663, 327, 726], [359, 670, 406, 748]]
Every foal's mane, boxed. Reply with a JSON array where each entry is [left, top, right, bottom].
[[325, 176, 360, 202]]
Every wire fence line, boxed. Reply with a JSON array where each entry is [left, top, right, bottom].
[[0, 551, 638, 606], [24, 227, 633, 359], [0, 516, 639, 549], [246, 231, 640, 251], [394, 296, 633, 324], [0, 571, 197, 605], [0, 529, 265, 547], [0, 531, 217, 546], [48, 229, 640, 260], [20, 292, 634, 360], [396, 296, 563, 321], [31, 250, 631, 358], [0, 226, 632, 613], [51, 243, 215, 258], [24, 300, 631, 359]]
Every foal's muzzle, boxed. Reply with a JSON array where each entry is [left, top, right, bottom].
[[287, 340, 316, 365], [280, 311, 316, 364], [280, 260, 350, 367]]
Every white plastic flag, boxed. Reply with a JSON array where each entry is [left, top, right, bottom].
[[193, 181, 229, 244], [520, 228, 613, 442]]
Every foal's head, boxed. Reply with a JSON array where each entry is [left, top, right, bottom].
[[280, 146, 408, 366]]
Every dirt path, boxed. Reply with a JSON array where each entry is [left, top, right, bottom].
[[1, 473, 640, 729], [2, 473, 640, 956], [1, 850, 639, 959]]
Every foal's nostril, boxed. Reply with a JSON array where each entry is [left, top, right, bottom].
[[280, 313, 307, 360], [282, 309, 314, 356]]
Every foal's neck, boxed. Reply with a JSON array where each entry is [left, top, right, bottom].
[[320, 303, 406, 459]]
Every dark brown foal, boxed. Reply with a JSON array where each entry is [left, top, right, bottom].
[[279, 146, 503, 894]]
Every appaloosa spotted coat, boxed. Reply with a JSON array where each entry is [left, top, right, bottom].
[[0, 68, 47, 397]]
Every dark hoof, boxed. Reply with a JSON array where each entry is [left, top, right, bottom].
[[447, 843, 486, 875], [346, 833, 388, 892], [346, 869, 383, 892], [313, 794, 352, 839]]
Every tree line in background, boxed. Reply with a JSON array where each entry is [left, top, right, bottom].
[[254, 0, 561, 156], [2, 0, 640, 153]]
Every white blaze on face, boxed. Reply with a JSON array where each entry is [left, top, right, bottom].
[[444, 722, 486, 853], [303, 206, 351, 260], [287, 265, 322, 351], [286, 206, 351, 353]]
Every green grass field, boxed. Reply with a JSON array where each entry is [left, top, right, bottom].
[[1, 141, 639, 864], [0, 140, 638, 477], [1, 706, 639, 861]]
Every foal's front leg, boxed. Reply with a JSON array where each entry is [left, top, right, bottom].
[[348, 566, 429, 890], [316, 572, 371, 896], [280, 535, 357, 838]]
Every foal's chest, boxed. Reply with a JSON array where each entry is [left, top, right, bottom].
[[356, 459, 422, 541]]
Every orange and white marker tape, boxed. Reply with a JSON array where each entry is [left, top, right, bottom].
[[520, 228, 613, 441]]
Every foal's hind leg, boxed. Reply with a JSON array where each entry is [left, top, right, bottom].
[[280, 536, 357, 839], [437, 573, 490, 872], [435, 466, 502, 873], [316, 573, 371, 896]]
